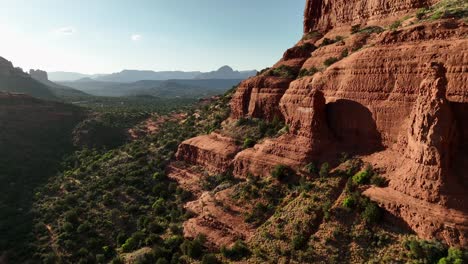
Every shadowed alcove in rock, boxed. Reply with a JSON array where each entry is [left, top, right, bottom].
[[325, 99, 383, 155]]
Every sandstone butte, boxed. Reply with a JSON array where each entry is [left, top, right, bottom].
[[172, 0, 468, 248]]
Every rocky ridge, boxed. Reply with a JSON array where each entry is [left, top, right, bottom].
[[171, 0, 467, 249]]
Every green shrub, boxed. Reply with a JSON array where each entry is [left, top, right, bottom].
[[201, 254, 221, 264], [180, 235, 205, 259], [389, 20, 401, 30], [257, 67, 271, 76], [416, 7, 429, 19], [324, 57, 339, 67], [221, 240, 251, 261], [298, 42, 317, 52], [292, 234, 308, 250], [403, 238, 447, 263], [77, 222, 91, 233], [298, 67, 319, 78], [202, 173, 236, 191], [271, 164, 295, 181], [340, 49, 349, 58], [370, 175, 387, 187], [352, 170, 371, 185], [243, 137, 256, 149], [321, 38, 334, 46], [351, 24, 361, 34], [121, 238, 137, 252], [267, 65, 297, 79], [335, 35, 344, 42], [430, 10, 444, 20], [342, 196, 356, 209], [304, 162, 317, 174], [438, 247, 466, 264], [361, 202, 382, 224], [361, 26, 385, 34], [155, 258, 169, 264], [319, 163, 330, 178]]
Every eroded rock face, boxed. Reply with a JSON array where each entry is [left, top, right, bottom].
[[230, 42, 316, 121], [175, 133, 241, 174], [364, 63, 467, 247], [394, 63, 457, 203], [174, 0, 468, 247], [230, 76, 292, 120], [233, 86, 333, 178], [304, 0, 439, 33]]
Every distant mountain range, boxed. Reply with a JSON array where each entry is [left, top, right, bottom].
[[59, 78, 243, 98], [29, 69, 90, 98], [0, 57, 88, 100], [49, 66, 257, 82], [0, 56, 252, 100]]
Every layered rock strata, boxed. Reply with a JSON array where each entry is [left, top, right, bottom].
[[174, 0, 468, 247], [175, 133, 240, 174]]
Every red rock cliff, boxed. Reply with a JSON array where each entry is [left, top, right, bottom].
[[175, 0, 468, 247], [304, 0, 440, 33]]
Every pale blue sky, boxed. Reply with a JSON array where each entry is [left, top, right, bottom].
[[0, 0, 305, 74]]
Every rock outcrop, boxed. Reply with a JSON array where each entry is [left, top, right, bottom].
[[304, 0, 440, 33], [175, 133, 241, 174], [234, 87, 333, 177], [29, 69, 49, 82], [0, 57, 56, 99], [364, 63, 467, 247], [174, 0, 468, 248], [393, 62, 458, 205]]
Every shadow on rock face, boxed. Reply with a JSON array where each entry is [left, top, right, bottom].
[[450, 101, 468, 190], [325, 99, 383, 155]]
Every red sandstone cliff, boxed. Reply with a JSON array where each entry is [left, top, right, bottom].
[[174, 0, 467, 247]]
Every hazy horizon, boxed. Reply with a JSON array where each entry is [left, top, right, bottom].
[[0, 0, 304, 74]]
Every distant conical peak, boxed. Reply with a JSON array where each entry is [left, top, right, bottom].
[[218, 65, 234, 72]]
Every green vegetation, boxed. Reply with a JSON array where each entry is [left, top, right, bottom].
[[271, 164, 295, 181], [351, 24, 362, 34], [234, 175, 295, 227], [416, 0, 467, 21], [180, 235, 206, 259], [228, 116, 285, 144], [319, 162, 330, 178], [304, 162, 317, 174], [302, 31, 321, 41], [352, 23, 385, 35], [201, 173, 237, 191], [257, 67, 271, 76], [342, 196, 356, 209], [389, 20, 402, 30], [361, 201, 382, 224], [292, 233, 308, 250], [352, 165, 387, 186], [221, 240, 251, 261], [341, 49, 349, 58], [266, 65, 298, 79], [439, 247, 467, 264], [201, 253, 222, 264], [0, 88, 237, 263], [402, 237, 468, 263], [298, 67, 319, 78], [352, 170, 371, 185], [324, 57, 339, 67], [320, 35, 344, 47], [297, 42, 317, 52], [0, 99, 85, 261], [243, 137, 256, 149]]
